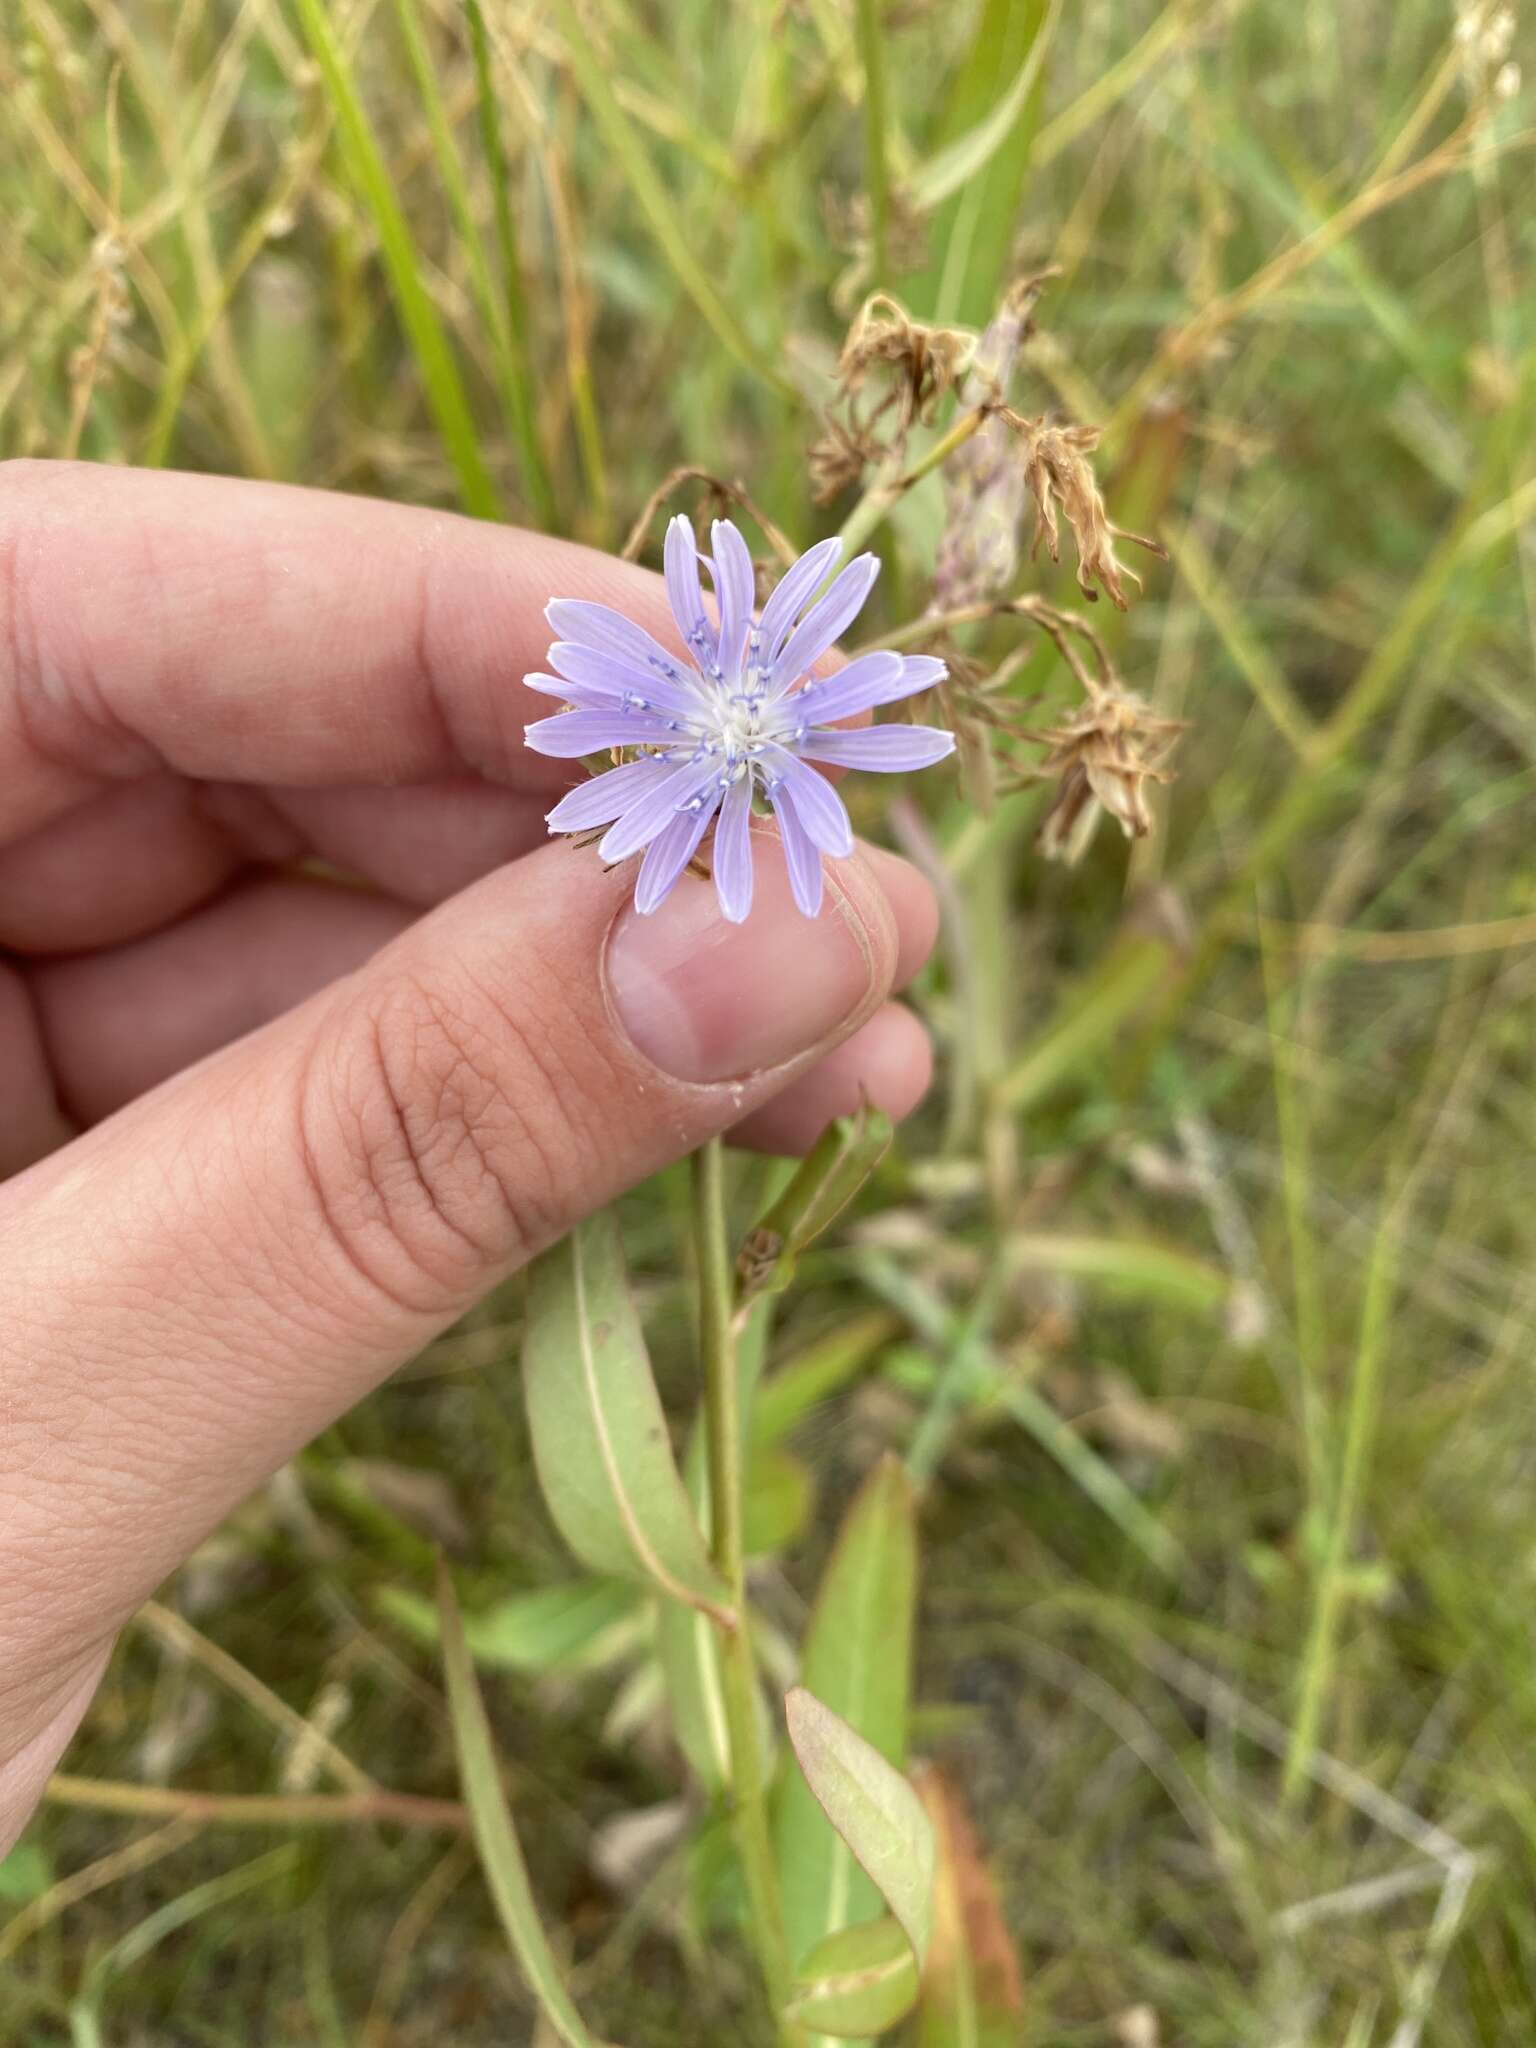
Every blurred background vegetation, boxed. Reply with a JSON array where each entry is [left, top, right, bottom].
[[2, 0, 1534, 2040]]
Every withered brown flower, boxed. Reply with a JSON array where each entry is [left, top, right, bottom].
[[1029, 686, 1183, 863], [1013, 416, 1165, 610], [838, 292, 975, 431]]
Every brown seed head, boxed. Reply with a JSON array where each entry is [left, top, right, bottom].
[[1031, 687, 1183, 863]]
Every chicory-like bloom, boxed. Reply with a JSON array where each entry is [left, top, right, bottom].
[[523, 516, 954, 921]]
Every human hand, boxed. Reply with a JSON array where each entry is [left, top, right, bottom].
[[0, 463, 939, 1851]]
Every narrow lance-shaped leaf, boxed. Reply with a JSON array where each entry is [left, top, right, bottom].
[[785, 1915, 921, 2038], [784, 1687, 935, 1968], [437, 1561, 615, 2048], [773, 1454, 918, 1965], [375, 1577, 641, 1675], [738, 1106, 894, 1304], [524, 1212, 734, 1623]]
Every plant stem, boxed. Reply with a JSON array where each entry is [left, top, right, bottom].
[[855, 0, 890, 290], [690, 1138, 801, 2037], [836, 406, 987, 557]]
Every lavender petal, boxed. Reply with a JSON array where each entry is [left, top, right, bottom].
[[711, 772, 755, 924], [797, 724, 957, 772], [710, 519, 757, 685], [545, 599, 693, 689], [599, 756, 723, 864], [768, 554, 880, 694], [783, 650, 906, 726], [766, 781, 825, 918], [664, 516, 718, 675], [548, 641, 707, 718], [634, 800, 714, 914], [755, 535, 842, 668], [546, 756, 673, 831], [764, 749, 854, 857], [524, 708, 685, 758]]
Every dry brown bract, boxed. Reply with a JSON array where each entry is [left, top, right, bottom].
[[1029, 687, 1184, 864]]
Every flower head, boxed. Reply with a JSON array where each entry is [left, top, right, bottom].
[[1030, 686, 1182, 864], [524, 517, 954, 921]]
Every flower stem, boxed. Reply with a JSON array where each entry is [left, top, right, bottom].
[[836, 405, 988, 557], [690, 1137, 801, 2037]]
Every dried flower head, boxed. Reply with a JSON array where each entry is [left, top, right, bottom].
[[1029, 686, 1183, 864], [1014, 417, 1164, 610], [838, 292, 975, 430], [525, 517, 955, 920]]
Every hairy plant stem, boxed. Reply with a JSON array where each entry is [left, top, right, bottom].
[[690, 1137, 801, 2038]]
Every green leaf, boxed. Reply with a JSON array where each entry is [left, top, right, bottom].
[[785, 1916, 921, 2037], [784, 1688, 935, 1969], [1007, 1233, 1229, 1313], [774, 1454, 918, 1964], [524, 1213, 734, 1623], [909, 0, 1062, 211], [437, 1561, 614, 2048], [375, 1578, 641, 1673], [0, 1840, 52, 1904], [743, 1446, 815, 1558], [738, 1107, 894, 1304], [290, 0, 502, 520], [656, 1597, 732, 1793], [751, 1311, 899, 1451]]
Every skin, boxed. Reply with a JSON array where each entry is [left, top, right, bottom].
[[0, 462, 940, 1851]]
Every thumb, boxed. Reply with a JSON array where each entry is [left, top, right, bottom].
[[0, 832, 905, 1830]]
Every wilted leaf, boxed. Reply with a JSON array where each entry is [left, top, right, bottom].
[[785, 1915, 921, 2037], [376, 1578, 641, 1674], [774, 1454, 918, 1965], [784, 1688, 935, 1969], [437, 1561, 615, 2048], [916, 1768, 1026, 2047], [524, 1212, 733, 1622], [737, 1107, 894, 1303]]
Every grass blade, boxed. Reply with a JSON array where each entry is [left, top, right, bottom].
[[547, 0, 792, 397], [464, 0, 557, 526], [291, 0, 502, 519], [437, 1560, 615, 2048]]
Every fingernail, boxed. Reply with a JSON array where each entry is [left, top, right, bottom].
[[606, 855, 885, 1083]]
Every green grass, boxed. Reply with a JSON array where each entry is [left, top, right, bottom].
[[3, 0, 1534, 2042]]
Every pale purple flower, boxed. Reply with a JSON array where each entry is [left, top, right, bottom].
[[524, 516, 954, 921]]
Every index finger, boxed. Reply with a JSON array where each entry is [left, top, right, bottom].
[[0, 462, 682, 843]]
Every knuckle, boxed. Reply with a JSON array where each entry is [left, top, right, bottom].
[[297, 965, 595, 1310]]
